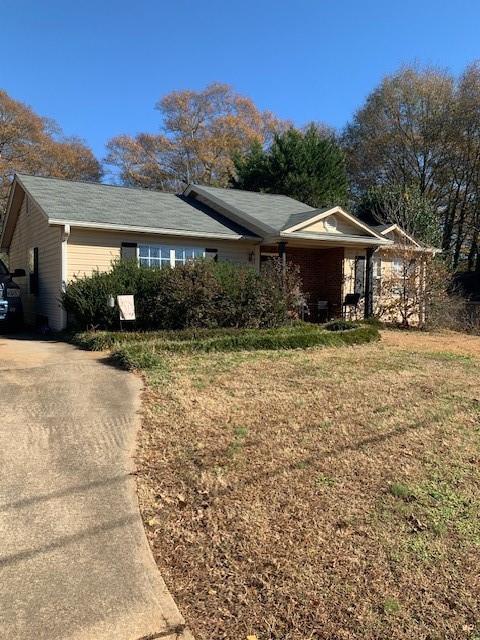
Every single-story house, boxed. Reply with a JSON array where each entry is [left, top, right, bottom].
[[0, 174, 430, 330]]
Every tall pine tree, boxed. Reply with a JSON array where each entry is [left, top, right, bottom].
[[232, 124, 347, 207]]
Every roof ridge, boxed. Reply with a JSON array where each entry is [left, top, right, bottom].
[[193, 183, 315, 203], [16, 173, 181, 196]]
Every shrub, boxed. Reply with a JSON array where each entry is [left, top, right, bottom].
[[62, 258, 304, 331], [100, 323, 380, 370], [324, 319, 358, 331]]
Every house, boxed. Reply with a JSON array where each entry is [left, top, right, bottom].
[[0, 174, 429, 330]]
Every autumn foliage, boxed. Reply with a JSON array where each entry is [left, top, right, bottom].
[[0, 90, 102, 214], [105, 83, 287, 190]]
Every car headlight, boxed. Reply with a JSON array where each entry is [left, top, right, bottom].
[[6, 288, 21, 298]]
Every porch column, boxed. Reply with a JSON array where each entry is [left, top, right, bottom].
[[278, 241, 287, 287], [364, 248, 374, 319]]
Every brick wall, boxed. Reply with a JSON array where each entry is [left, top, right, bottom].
[[286, 247, 344, 317], [261, 245, 344, 318], [260, 245, 345, 318]]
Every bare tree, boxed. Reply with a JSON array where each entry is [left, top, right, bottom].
[[374, 247, 461, 329], [344, 64, 480, 271]]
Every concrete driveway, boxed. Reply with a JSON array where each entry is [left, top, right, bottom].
[[0, 335, 192, 640]]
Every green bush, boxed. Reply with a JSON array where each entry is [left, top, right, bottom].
[[324, 319, 358, 331], [62, 258, 304, 331]]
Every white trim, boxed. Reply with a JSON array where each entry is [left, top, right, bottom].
[[283, 206, 387, 240], [377, 223, 423, 248], [0, 177, 50, 250], [60, 224, 70, 330], [278, 231, 391, 246], [379, 244, 438, 254], [48, 218, 258, 241]]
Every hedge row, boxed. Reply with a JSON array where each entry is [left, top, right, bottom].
[[72, 322, 380, 370], [72, 320, 357, 351]]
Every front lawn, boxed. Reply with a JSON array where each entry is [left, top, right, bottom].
[[126, 329, 480, 640]]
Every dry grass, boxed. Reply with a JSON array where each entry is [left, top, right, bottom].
[[135, 331, 480, 640]]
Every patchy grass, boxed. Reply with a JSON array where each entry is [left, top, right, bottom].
[[130, 330, 480, 640]]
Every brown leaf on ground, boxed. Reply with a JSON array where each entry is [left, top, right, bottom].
[[136, 330, 480, 640]]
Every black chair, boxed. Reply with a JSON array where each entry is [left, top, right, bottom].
[[317, 300, 329, 322], [342, 293, 361, 320]]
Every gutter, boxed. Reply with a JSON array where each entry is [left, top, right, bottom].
[[48, 219, 260, 242]]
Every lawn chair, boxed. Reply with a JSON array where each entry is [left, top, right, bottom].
[[317, 300, 329, 323], [342, 293, 361, 320]]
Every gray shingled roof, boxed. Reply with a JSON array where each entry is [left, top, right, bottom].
[[191, 185, 324, 232], [16, 174, 256, 238]]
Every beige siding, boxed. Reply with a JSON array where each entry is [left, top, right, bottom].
[[8, 196, 63, 329], [67, 228, 256, 279], [300, 214, 371, 236]]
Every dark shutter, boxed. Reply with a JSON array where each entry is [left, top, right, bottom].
[[30, 247, 39, 295], [121, 242, 137, 261], [205, 248, 218, 262]]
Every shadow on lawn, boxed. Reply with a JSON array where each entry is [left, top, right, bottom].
[[221, 417, 429, 495]]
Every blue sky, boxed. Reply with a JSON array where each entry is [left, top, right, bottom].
[[2, 0, 480, 169]]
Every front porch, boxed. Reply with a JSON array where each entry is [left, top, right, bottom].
[[260, 242, 375, 322]]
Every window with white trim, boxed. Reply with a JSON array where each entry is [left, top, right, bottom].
[[392, 258, 404, 276], [138, 245, 205, 268]]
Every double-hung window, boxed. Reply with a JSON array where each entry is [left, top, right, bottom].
[[174, 247, 205, 265], [138, 245, 205, 268], [139, 245, 171, 268], [392, 257, 403, 276]]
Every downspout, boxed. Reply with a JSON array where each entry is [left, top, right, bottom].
[[60, 224, 70, 329]]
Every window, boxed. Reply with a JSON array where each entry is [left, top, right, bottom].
[[324, 216, 337, 232], [392, 257, 417, 278], [392, 258, 403, 276], [139, 245, 171, 268], [138, 245, 205, 268], [174, 246, 205, 265]]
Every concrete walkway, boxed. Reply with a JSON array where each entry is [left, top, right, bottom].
[[0, 335, 192, 640]]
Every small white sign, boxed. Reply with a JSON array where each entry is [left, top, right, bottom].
[[117, 295, 136, 321]]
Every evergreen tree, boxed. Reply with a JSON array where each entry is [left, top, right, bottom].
[[232, 124, 348, 208]]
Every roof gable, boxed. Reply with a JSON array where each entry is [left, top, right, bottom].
[[283, 206, 386, 240], [373, 224, 423, 248]]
